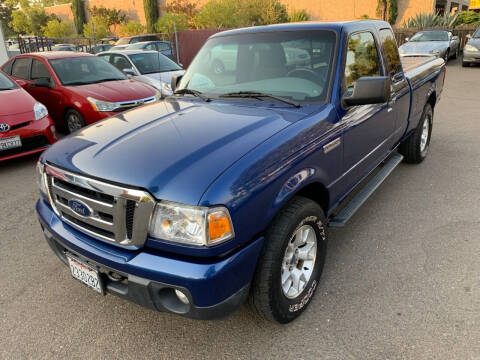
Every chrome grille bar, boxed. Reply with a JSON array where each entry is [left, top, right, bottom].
[[44, 164, 155, 248]]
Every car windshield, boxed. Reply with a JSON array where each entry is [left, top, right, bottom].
[[473, 28, 480, 38], [410, 31, 449, 42], [50, 56, 126, 86], [177, 30, 336, 103], [129, 53, 182, 74], [0, 72, 16, 91]]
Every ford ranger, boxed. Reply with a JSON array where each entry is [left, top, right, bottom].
[[36, 21, 446, 323]]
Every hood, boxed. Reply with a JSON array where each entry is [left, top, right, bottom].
[[399, 41, 449, 54], [0, 88, 36, 125], [42, 98, 314, 205], [66, 79, 156, 102], [139, 70, 185, 84]]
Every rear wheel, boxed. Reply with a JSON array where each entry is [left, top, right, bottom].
[[444, 49, 449, 63], [249, 197, 327, 323], [399, 103, 433, 164], [65, 109, 85, 134]]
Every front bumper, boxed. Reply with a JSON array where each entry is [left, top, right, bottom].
[[463, 51, 480, 63], [36, 199, 263, 319], [0, 116, 56, 161]]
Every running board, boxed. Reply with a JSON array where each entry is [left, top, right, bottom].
[[328, 154, 404, 228]]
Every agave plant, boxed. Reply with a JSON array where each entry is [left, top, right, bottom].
[[402, 12, 459, 28]]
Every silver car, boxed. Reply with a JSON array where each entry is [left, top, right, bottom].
[[462, 27, 480, 67], [97, 50, 185, 97], [399, 30, 460, 62]]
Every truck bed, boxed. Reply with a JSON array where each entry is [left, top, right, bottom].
[[400, 55, 438, 73]]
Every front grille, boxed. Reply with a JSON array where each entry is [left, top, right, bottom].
[[44, 164, 155, 248], [0, 135, 48, 157]]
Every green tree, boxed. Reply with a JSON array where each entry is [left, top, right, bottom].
[[155, 12, 188, 34], [457, 11, 480, 25], [0, 0, 15, 36], [42, 18, 74, 37], [287, 8, 309, 22], [377, 0, 397, 24], [89, 6, 126, 34], [10, 5, 56, 34], [72, 0, 86, 34], [83, 19, 110, 39], [143, 0, 158, 33], [119, 20, 145, 36]]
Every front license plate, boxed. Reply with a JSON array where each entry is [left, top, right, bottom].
[[0, 135, 21, 151], [67, 255, 103, 294]]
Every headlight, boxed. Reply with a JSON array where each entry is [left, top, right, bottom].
[[34, 102, 48, 120], [464, 44, 478, 52], [36, 161, 48, 198], [87, 97, 119, 112], [149, 201, 234, 246]]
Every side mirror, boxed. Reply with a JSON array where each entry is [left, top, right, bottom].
[[123, 68, 136, 76], [405, 37, 409, 42], [343, 76, 391, 107], [34, 78, 51, 88], [171, 74, 183, 92]]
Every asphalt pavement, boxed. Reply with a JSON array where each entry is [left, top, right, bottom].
[[1, 59, 479, 360]]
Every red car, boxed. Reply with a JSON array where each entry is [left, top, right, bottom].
[[0, 70, 57, 161], [1, 52, 160, 133]]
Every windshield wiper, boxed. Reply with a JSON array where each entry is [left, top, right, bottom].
[[90, 78, 125, 84], [220, 91, 300, 108], [174, 88, 211, 102]]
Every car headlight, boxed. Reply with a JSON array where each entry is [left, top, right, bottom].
[[87, 97, 119, 112], [149, 200, 235, 246], [34, 102, 48, 121], [36, 161, 48, 198], [464, 44, 478, 52]]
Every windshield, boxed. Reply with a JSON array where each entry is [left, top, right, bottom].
[[129, 53, 182, 74], [50, 56, 126, 86], [177, 30, 336, 103], [0, 71, 16, 91], [410, 31, 449, 42], [474, 28, 480, 38]]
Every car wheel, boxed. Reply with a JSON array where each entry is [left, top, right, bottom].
[[249, 196, 327, 323], [399, 103, 433, 164], [444, 49, 449, 63], [453, 47, 459, 59], [211, 59, 225, 75], [65, 109, 85, 134]]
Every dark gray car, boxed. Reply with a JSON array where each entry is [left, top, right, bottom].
[[399, 30, 460, 62], [462, 27, 480, 67]]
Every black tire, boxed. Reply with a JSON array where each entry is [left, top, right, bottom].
[[249, 196, 327, 323], [444, 49, 449, 63], [399, 103, 433, 164], [65, 109, 85, 134]]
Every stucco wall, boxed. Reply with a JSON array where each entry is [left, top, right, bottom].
[[45, 3, 74, 22]]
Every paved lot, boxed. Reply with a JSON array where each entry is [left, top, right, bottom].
[[1, 59, 479, 360]]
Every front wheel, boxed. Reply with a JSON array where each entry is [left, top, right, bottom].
[[249, 197, 327, 323], [65, 109, 85, 134], [399, 103, 433, 164]]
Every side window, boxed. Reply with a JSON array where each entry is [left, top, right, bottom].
[[1, 60, 13, 75], [146, 43, 156, 51], [344, 32, 381, 93], [157, 42, 170, 51], [111, 55, 131, 71], [11, 58, 31, 79], [98, 54, 111, 63], [379, 29, 402, 78], [31, 60, 51, 80]]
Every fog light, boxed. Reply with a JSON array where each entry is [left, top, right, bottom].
[[175, 289, 189, 304]]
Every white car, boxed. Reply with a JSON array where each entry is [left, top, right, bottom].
[[97, 50, 185, 97]]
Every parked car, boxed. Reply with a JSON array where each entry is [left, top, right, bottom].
[[462, 27, 480, 67], [36, 21, 445, 323], [52, 44, 76, 52], [92, 44, 114, 54], [97, 50, 185, 97], [116, 34, 161, 45], [1, 52, 160, 133], [125, 41, 174, 59], [0, 70, 56, 161], [398, 30, 459, 62]]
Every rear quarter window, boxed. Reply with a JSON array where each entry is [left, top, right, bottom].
[[1, 60, 14, 75]]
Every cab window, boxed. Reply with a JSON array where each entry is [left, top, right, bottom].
[[379, 29, 403, 78], [344, 32, 381, 93]]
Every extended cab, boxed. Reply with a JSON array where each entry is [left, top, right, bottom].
[[36, 21, 446, 323]]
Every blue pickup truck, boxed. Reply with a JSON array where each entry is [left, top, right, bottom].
[[36, 21, 446, 323]]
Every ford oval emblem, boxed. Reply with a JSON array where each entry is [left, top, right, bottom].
[[68, 199, 92, 217]]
